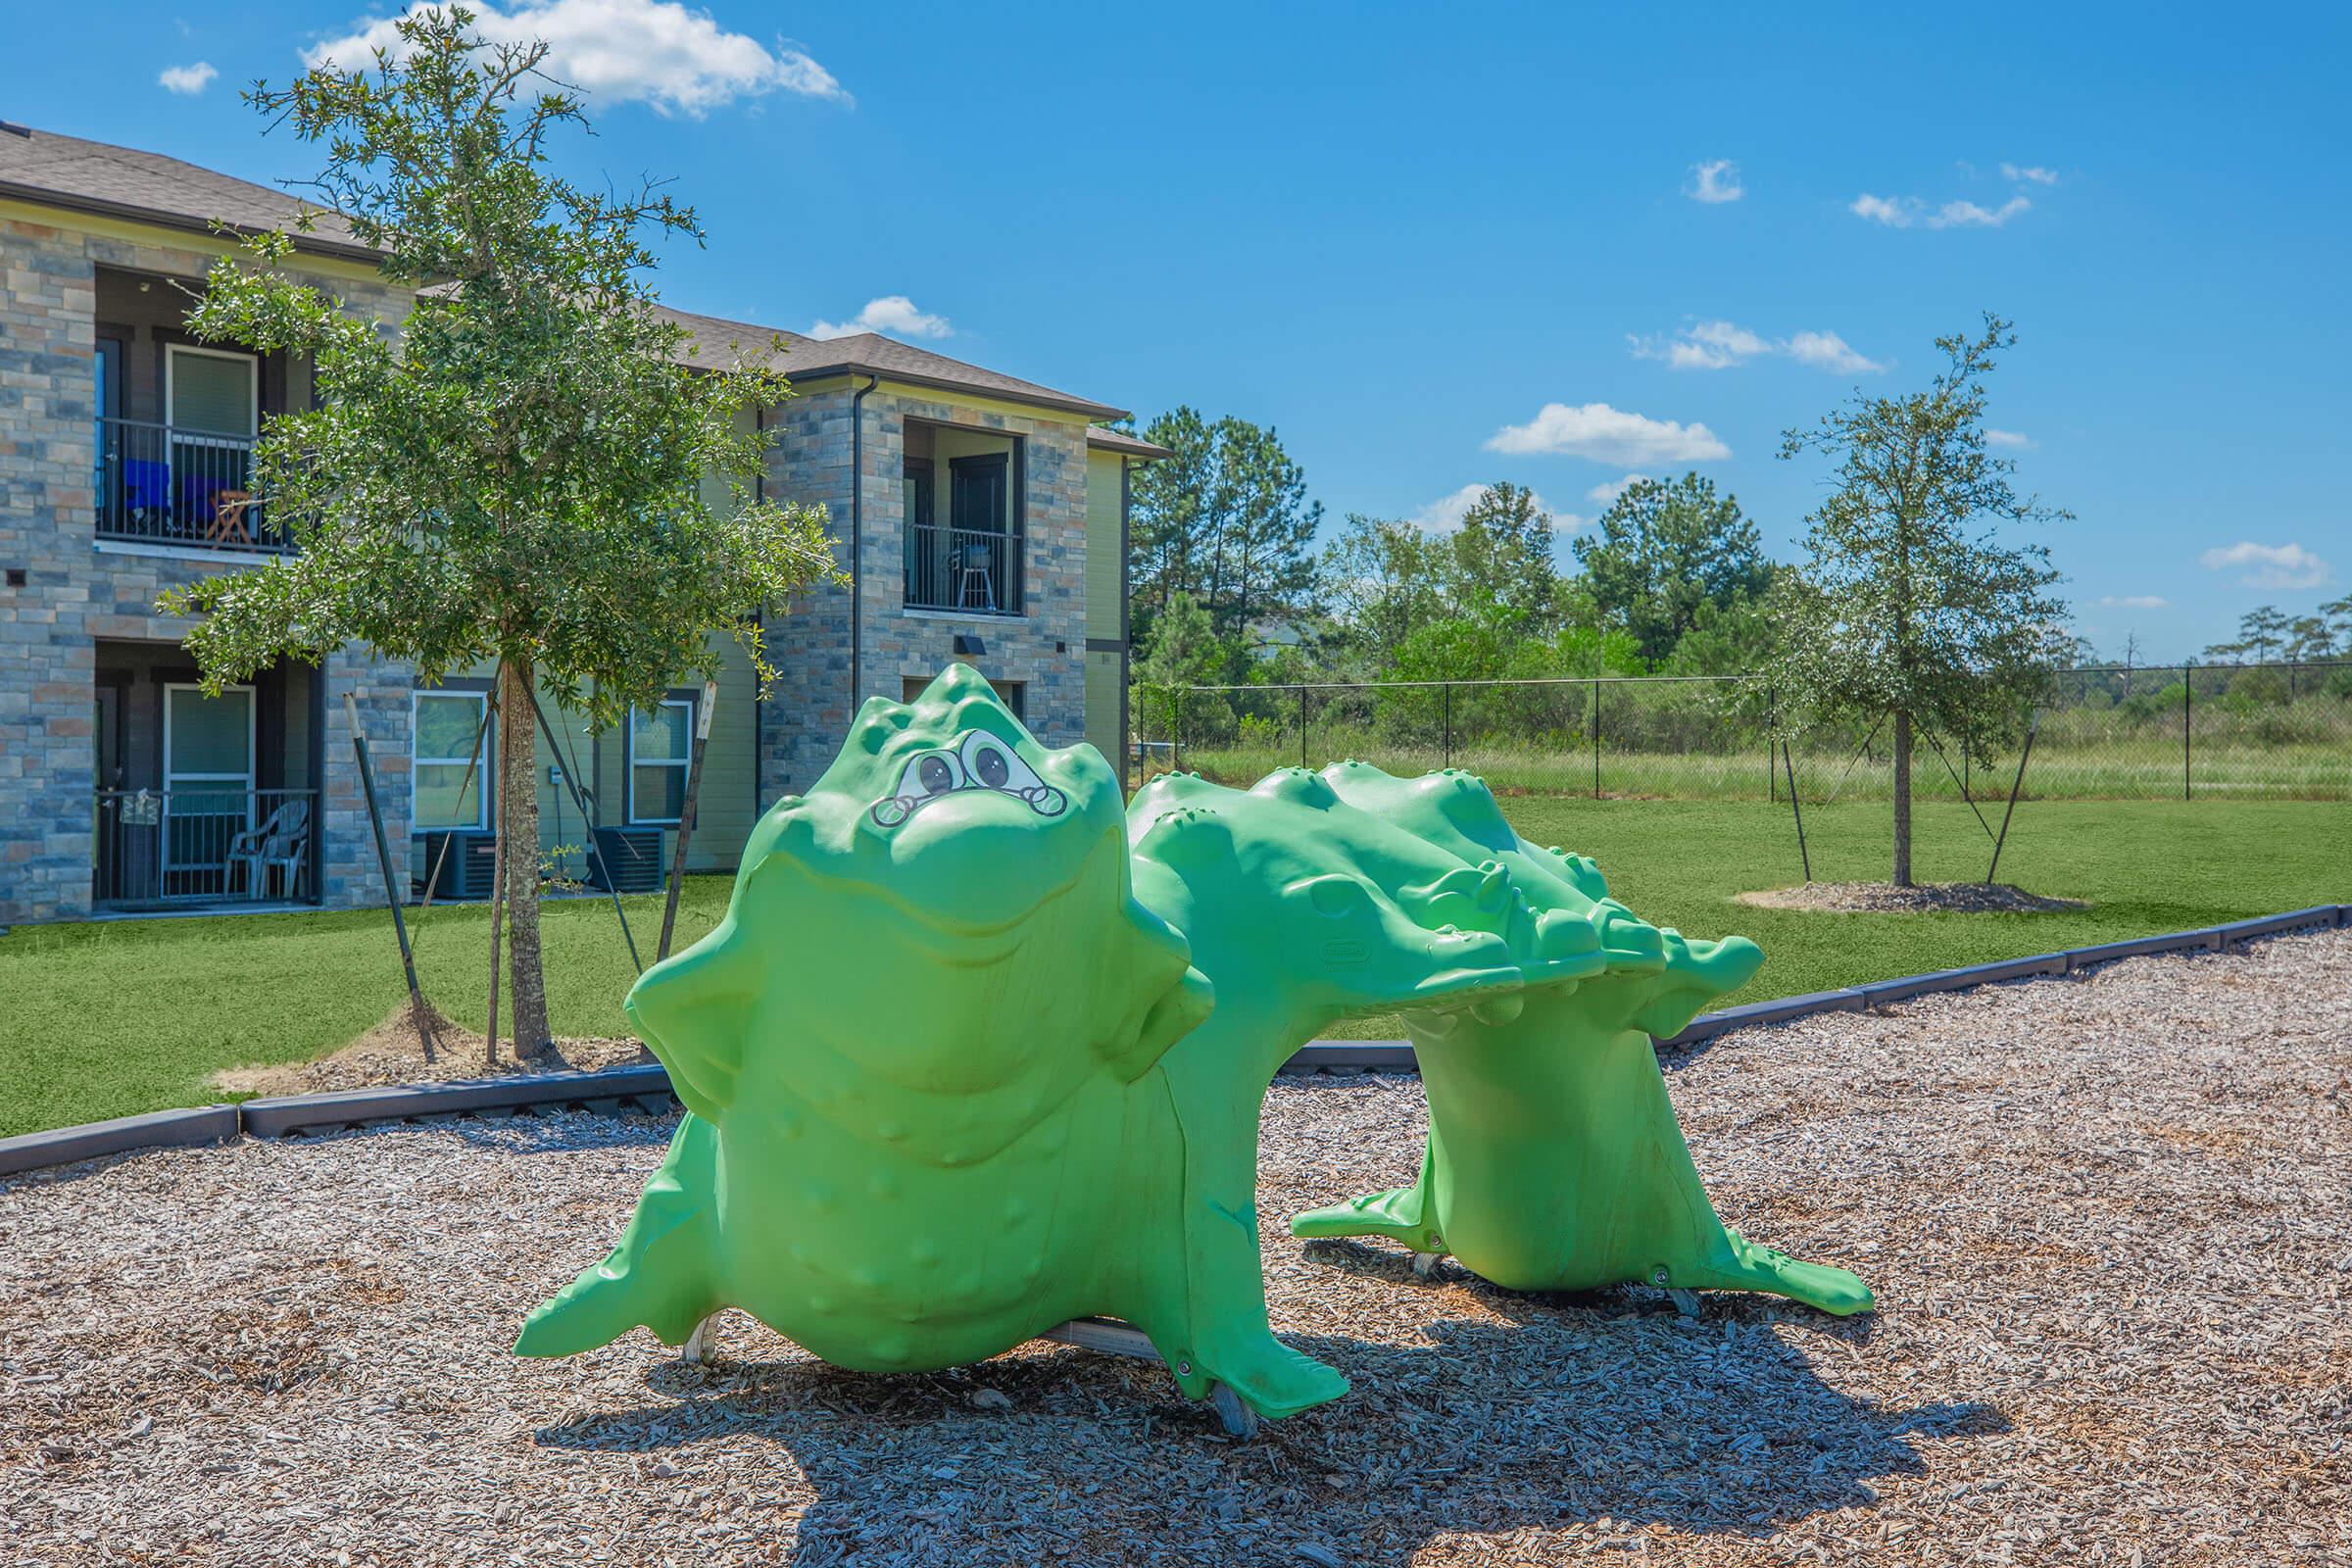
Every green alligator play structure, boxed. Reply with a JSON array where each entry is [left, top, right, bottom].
[[518, 665, 1871, 1429]]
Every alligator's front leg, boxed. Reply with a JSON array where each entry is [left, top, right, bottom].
[[1299, 978, 1874, 1318], [515, 1113, 727, 1355], [1142, 1037, 1350, 1422]]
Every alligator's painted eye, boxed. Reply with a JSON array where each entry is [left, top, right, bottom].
[[959, 730, 1048, 800], [895, 752, 962, 803]]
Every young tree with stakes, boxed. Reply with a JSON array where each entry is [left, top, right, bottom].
[[1768, 314, 2070, 887], [159, 8, 840, 1054]]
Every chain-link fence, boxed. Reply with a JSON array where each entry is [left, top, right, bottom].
[[1130, 662, 2352, 803]]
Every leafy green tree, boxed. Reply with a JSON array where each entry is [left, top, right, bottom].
[[1128, 406, 1212, 632], [1653, 592, 1780, 676], [1573, 473, 1771, 665], [1449, 481, 1560, 636], [1317, 513, 1446, 667], [158, 9, 838, 1053], [1131, 590, 1234, 746], [1319, 483, 1563, 672], [1767, 314, 2070, 887], [2205, 605, 2291, 662], [2283, 614, 2335, 663], [1129, 409, 1322, 648], [2321, 594, 2352, 656]]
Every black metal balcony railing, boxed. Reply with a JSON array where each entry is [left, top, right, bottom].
[[905, 524, 1022, 614], [93, 415, 293, 552], [93, 787, 318, 908]]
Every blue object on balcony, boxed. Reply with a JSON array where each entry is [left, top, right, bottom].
[[122, 459, 170, 512], [181, 471, 228, 515]]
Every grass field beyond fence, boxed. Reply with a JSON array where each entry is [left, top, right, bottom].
[[0, 800, 2344, 1138], [1144, 662, 2352, 802]]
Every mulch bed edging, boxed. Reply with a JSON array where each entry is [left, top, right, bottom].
[[5, 904, 2344, 1178]]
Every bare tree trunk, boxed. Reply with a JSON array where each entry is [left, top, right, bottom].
[[499, 658, 553, 1055], [1891, 708, 1914, 888], [485, 720, 506, 1068]]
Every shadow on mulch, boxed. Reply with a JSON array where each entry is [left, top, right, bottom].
[[533, 1290, 1999, 1566]]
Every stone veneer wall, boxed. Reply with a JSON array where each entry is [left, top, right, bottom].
[[754, 386, 1094, 806], [0, 213, 412, 923]]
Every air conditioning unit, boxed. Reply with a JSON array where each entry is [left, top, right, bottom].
[[415, 830, 498, 901], [587, 826, 666, 893]]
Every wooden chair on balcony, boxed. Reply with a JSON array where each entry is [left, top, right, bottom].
[[207, 489, 257, 547]]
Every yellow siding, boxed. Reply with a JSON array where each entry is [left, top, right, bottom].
[[1083, 450, 1128, 765], [1084, 450, 1125, 638], [1084, 649, 1123, 765], [414, 631, 760, 886], [678, 633, 760, 873]]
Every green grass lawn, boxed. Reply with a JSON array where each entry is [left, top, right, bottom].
[[2, 800, 2343, 1137]]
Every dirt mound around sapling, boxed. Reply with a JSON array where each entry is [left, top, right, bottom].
[[1736, 880, 2089, 914], [208, 1000, 651, 1097]]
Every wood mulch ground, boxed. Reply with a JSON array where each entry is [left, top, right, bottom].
[[1736, 881, 2089, 914], [3, 928, 2345, 1565], [207, 1001, 649, 1098]]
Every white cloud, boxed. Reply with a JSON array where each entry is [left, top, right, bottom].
[[1785, 330, 1885, 374], [1486, 403, 1731, 466], [1849, 193, 1913, 227], [808, 295, 953, 340], [1412, 483, 1575, 534], [2095, 594, 2170, 611], [1850, 190, 2032, 229], [2198, 541, 2334, 591], [159, 61, 219, 95], [1933, 195, 2032, 228], [306, 0, 850, 118], [1631, 319, 1885, 374], [1587, 473, 1647, 506], [1686, 159, 1743, 204], [1984, 428, 2034, 450], [1412, 485, 1586, 544], [2001, 163, 2060, 185]]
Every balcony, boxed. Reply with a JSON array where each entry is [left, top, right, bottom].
[[94, 415, 292, 554], [93, 787, 319, 909], [905, 523, 1023, 614]]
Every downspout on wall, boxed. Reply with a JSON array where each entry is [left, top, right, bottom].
[[1120, 454, 1134, 787], [848, 374, 880, 713], [752, 402, 766, 811]]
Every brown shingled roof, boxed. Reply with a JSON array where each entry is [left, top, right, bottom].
[[1085, 424, 1172, 459], [658, 305, 1127, 421], [0, 123, 375, 261], [1, 122, 1139, 425]]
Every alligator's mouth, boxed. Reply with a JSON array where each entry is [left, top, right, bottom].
[[757, 830, 1109, 953]]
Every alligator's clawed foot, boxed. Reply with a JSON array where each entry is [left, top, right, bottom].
[[1289, 1184, 1440, 1253], [1683, 1230, 1876, 1317], [1194, 1331, 1349, 1421]]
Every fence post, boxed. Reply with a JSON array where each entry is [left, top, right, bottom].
[[1767, 682, 1777, 803], [1174, 686, 1185, 776], [2182, 661, 2192, 802], [1443, 682, 1452, 769], [1298, 684, 1308, 770], [1591, 677, 1601, 800]]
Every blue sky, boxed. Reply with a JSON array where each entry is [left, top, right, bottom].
[[11, 0, 2347, 661]]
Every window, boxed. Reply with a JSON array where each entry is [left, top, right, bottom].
[[903, 675, 1024, 720], [167, 345, 258, 438], [414, 690, 493, 830], [628, 697, 696, 824], [164, 680, 256, 816]]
